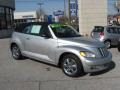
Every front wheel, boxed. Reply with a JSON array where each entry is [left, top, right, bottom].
[[61, 54, 84, 77]]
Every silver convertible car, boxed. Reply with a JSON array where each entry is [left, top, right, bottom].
[[10, 22, 112, 77]]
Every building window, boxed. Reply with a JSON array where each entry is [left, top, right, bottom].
[[6, 8, 10, 14], [0, 7, 14, 30], [0, 7, 4, 13]]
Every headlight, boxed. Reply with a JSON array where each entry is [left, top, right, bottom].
[[80, 51, 95, 58]]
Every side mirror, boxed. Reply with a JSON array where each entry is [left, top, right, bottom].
[[41, 34, 52, 38]]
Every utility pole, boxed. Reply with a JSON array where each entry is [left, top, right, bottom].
[[68, 0, 71, 24], [64, 0, 66, 17], [38, 2, 44, 22]]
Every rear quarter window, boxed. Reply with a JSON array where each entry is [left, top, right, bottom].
[[21, 24, 42, 36], [15, 24, 26, 33], [22, 25, 32, 34]]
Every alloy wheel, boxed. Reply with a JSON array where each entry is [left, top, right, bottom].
[[63, 58, 78, 75]]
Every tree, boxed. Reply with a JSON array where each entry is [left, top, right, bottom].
[[36, 8, 46, 22], [115, 0, 120, 13]]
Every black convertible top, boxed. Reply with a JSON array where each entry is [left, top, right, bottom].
[[15, 22, 59, 32]]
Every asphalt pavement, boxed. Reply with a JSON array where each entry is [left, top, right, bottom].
[[0, 39, 120, 90]]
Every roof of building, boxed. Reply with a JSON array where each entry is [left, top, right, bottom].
[[14, 11, 37, 19]]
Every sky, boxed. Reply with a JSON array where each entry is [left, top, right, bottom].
[[108, 0, 117, 15], [15, 0, 64, 15], [15, 0, 117, 15]]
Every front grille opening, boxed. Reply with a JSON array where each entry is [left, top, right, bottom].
[[98, 47, 108, 57]]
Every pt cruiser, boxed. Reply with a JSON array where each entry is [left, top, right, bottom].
[[10, 22, 112, 77]]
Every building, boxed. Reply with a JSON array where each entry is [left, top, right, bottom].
[[0, 0, 15, 38], [14, 11, 46, 25], [14, 11, 38, 24], [78, 0, 107, 36], [0, 0, 15, 30]]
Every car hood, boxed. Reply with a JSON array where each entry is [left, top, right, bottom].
[[58, 37, 105, 47]]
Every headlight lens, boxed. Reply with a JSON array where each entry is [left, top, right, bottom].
[[80, 51, 95, 58]]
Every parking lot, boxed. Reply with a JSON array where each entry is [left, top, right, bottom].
[[0, 38, 120, 90]]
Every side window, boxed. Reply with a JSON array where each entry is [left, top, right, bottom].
[[107, 27, 117, 34], [22, 25, 32, 34], [107, 27, 111, 33], [118, 28, 120, 34], [40, 25, 52, 37], [109, 27, 113, 33], [29, 25, 42, 36], [112, 27, 118, 34]]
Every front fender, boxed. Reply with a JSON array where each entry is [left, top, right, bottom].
[[55, 45, 87, 65], [10, 37, 23, 52]]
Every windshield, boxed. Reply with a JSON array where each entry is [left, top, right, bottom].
[[93, 26, 104, 32], [50, 24, 81, 38]]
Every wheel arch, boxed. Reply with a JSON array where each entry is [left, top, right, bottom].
[[10, 41, 23, 52], [10, 42, 18, 50], [58, 52, 81, 67]]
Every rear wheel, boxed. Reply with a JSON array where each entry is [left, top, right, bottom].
[[104, 40, 111, 48], [118, 44, 120, 52], [61, 54, 84, 77], [11, 44, 23, 60]]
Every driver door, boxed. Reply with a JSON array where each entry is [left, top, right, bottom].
[[24, 24, 58, 63]]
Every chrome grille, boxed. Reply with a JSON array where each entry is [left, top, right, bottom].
[[98, 47, 108, 57]]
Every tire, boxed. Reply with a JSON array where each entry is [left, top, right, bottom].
[[11, 44, 23, 60], [61, 54, 84, 77], [104, 41, 111, 49], [118, 45, 120, 52]]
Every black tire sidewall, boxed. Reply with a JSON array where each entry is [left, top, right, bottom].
[[104, 41, 111, 48], [118, 46, 120, 52]]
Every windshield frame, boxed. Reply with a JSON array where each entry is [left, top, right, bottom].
[[49, 24, 81, 38]]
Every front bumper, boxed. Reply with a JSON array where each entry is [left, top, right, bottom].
[[81, 52, 112, 73]]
